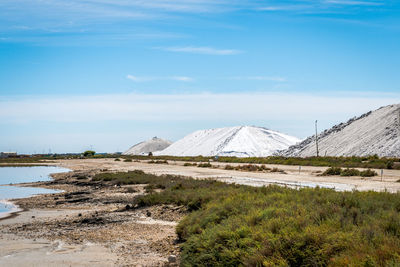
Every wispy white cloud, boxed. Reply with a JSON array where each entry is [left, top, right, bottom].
[[324, 0, 383, 6], [256, 0, 385, 14], [171, 76, 194, 82], [126, 74, 193, 82], [229, 76, 286, 82], [256, 5, 313, 12], [158, 46, 242, 55]]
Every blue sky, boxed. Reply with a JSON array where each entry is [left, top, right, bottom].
[[1, 0, 400, 153]]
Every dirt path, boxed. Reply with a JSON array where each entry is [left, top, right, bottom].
[[58, 158, 400, 192]]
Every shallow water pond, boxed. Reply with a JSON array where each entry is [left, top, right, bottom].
[[0, 166, 68, 217]]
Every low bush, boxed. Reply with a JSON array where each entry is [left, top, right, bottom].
[[114, 158, 121, 161], [224, 165, 235, 170], [322, 167, 342, 175], [225, 164, 271, 172], [340, 168, 360, 176], [360, 169, 377, 177], [197, 163, 212, 168], [148, 160, 168, 164], [123, 159, 132, 162], [323, 167, 377, 177], [270, 167, 285, 173], [184, 163, 197, 167]]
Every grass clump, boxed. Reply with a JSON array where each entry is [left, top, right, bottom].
[[148, 160, 168, 164], [323, 167, 377, 177], [123, 159, 132, 162], [270, 167, 285, 173], [197, 163, 212, 168], [92, 170, 400, 266], [360, 169, 378, 177], [114, 158, 121, 161], [340, 168, 361, 176], [322, 167, 342, 176], [224, 164, 235, 170], [236, 164, 271, 172], [184, 163, 197, 167]]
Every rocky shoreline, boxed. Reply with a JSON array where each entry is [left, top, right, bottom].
[[0, 168, 185, 266]]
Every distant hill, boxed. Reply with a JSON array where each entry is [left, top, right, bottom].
[[123, 137, 172, 155], [281, 104, 400, 157], [157, 126, 300, 157]]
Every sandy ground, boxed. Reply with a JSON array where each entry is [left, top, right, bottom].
[[58, 158, 400, 192], [1, 158, 400, 267]]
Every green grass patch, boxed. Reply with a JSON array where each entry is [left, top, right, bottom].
[[197, 163, 212, 168], [225, 164, 271, 172], [184, 163, 197, 167], [92, 170, 400, 266], [148, 160, 168, 164]]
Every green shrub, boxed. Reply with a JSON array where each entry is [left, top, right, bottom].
[[227, 164, 271, 172], [198, 163, 212, 168], [148, 160, 168, 164], [323, 167, 377, 177], [360, 169, 377, 177], [123, 159, 132, 162], [114, 158, 121, 161], [387, 161, 394, 169], [224, 165, 235, 170], [340, 168, 360, 176], [270, 167, 285, 173], [184, 163, 197, 167], [322, 167, 342, 176], [83, 150, 95, 157]]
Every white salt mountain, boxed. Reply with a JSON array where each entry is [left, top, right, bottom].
[[123, 137, 172, 156], [281, 104, 400, 157], [157, 126, 300, 157]]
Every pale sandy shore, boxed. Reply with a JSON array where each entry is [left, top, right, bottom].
[[0, 209, 118, 267]]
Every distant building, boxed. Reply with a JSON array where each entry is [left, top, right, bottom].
[[0, 152, 17, 158]]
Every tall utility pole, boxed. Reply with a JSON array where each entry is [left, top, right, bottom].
[[315, 120, 319, 157], [398, 109, 400, 135]]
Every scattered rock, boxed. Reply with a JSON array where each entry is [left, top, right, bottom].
[[168, 255, 176, 263]]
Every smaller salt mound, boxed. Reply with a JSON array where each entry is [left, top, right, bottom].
[[123, 137, 172, 156]]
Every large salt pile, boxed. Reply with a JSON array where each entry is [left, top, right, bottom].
[[157, 126, 300, 157]]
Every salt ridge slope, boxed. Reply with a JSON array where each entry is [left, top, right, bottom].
[[157, 126, 300, 157], [281, 104, 400, 157], [123, 137, 172, 155]]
